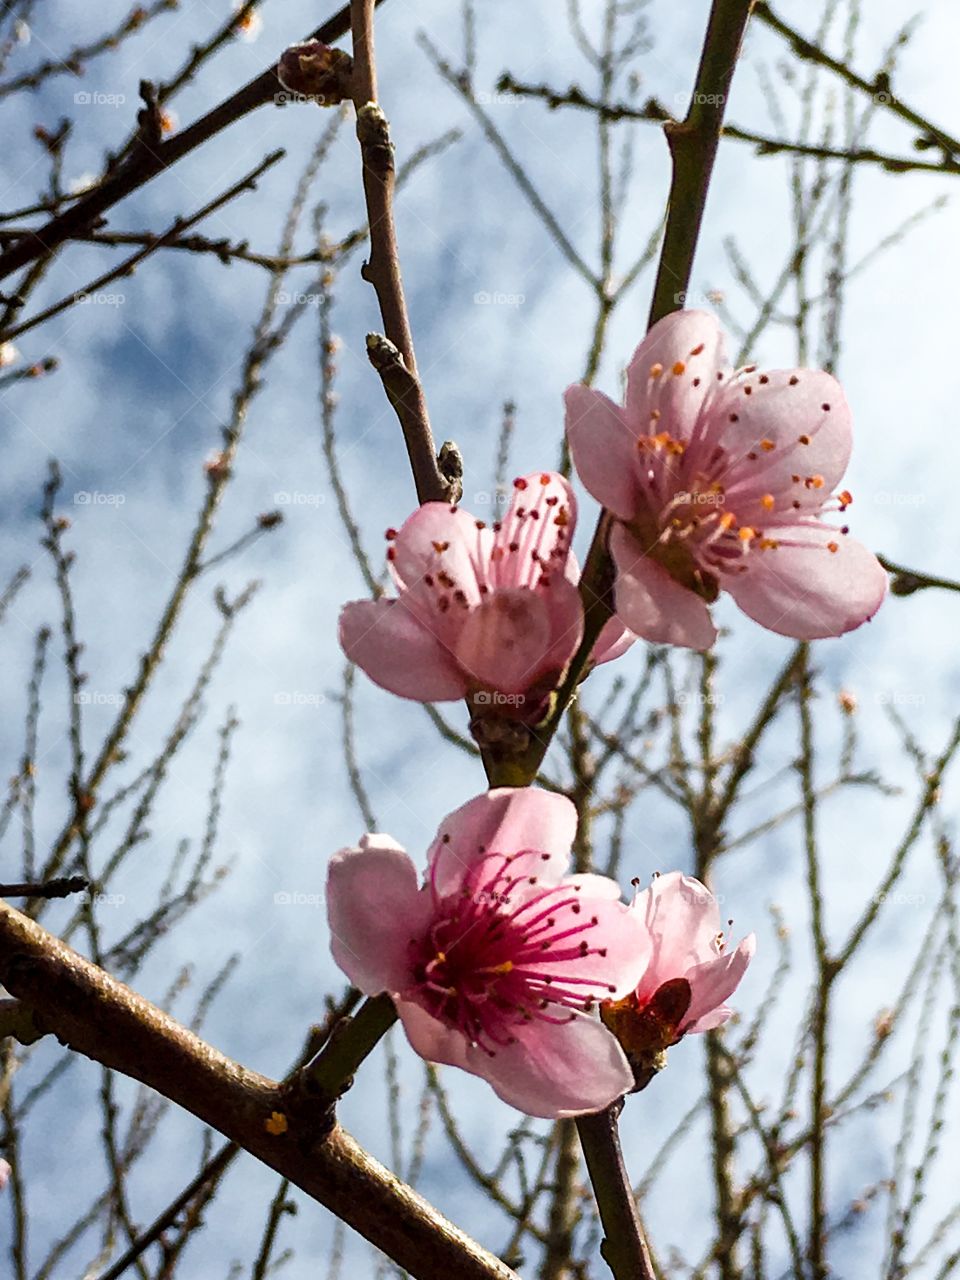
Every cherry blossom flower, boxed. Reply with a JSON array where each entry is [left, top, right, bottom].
[[601, 872, 754, 1076], [326, 788, 649, 1117], [565, 310, 886, 649], [339, 472, 632, 723], [0, 1158, 9, 1191]]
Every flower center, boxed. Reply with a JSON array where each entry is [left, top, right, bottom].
[[407, 851, 618, 1055]]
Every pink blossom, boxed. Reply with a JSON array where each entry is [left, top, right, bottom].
[[0, 1158, 10, 1191], [326, 787, 650, 1117], [339, 472, 631, 721], [601, 872, 755, 1071], [565, 310, 886, 649]]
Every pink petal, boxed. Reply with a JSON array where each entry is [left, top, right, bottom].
[[397, 999, 471, 1070], [454, 588, 555, 693], [590, 614, 636, 666], [339, 599, 468, 701], [426, 787, 577, 897], [684, 934, 756, 1032], [723, 528, 887, 639], [326, 838, 429, 994], [492, 472, 577, 587], [564, 385, 639, 518], [390, 503, 490, 598], [633, 872, 724, 1002], [700, 370, 852, 512], [0, 1158, 9, 1191], [539, 575, 587, 677], [518, 890, 651, 1000], [477, 1012, 635, 1117], [610, 524, 717, 650], [625, 310, 728, 443]]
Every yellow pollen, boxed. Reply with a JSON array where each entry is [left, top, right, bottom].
[[649, 362, 663, 379], [265, 1112, 288, 1136], [436, 951, 447, 964], [827, 541, 839, 554], [739, 526, 756, 542], [838, 489, 853, 506], [719, 512, 735, 531], [432, 540, 449, 553], [759, 537, 779, 550], [672, 361, 686, 376], [760, 439, 776, 452], [810, 474, 825, 489], [761, 494, 775, 511], [650, 409, 661, 421]]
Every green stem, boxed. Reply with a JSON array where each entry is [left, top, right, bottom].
[[296, 993, 397, 1105]]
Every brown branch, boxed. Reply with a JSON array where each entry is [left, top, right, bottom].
[[0, 901, 519, 1280], [1, 150, 284, 342], [494, 76, 960, 180], [0, 2, 385, 281], [753, 1, 960, 160], [348, 0, 452, 505], [0, 876, 87, 899]]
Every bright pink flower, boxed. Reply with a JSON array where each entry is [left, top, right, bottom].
[[601, 871, 754, 1070], [326, 787, 649, 1117], [339, 472, 631, 720], [565, 310, 886, 649]]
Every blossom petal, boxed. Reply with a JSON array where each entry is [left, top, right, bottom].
[[390, 503, 490, 598], [426, 787, 577, 897], [339, 599, 468, 701], [539, 575, 586, 677], [492, 472, 577, 587], [684, 934, 756, 1032], [625, 310, 728, 443], [701, 370, 852, 514], [517, 890, 651, 1000], [326, 838, 428, 994], [475, 1012, 635, 1117], [455, 588, 555, 693], [590, 615, 636, 666], [723, 528, 887, 639], [564, 385, 638, 518], [610, 524, 717, 650], [632, 872, 723, 1003], [397, 999, 471, 1070]]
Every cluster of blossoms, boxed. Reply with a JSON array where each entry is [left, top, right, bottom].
[[327, 311, 884, 1117]]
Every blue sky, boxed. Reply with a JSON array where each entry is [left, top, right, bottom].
[[2, 0, 960, 1275]]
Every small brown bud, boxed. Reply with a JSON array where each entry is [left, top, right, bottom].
[[276, 41, 353, 106]]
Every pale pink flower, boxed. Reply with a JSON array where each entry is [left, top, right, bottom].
[[0, 1158, 10, 1191], [326, 787, 649, 1117], [565, 310, 886, 649], [339, 472, 632, 721], [601, 872, 755, 1070]]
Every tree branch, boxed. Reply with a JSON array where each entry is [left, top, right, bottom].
[[0, 901, 518, 1280]]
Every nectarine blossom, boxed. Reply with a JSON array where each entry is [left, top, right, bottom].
[[326, 788, 649, 1117], [339, 473, 631, 722], [565, 311, 886, 649], [601, 872, 754, 1077]]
